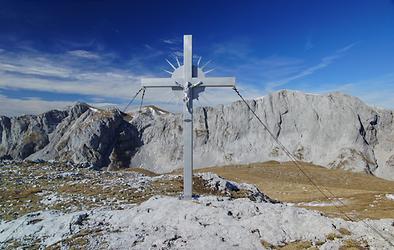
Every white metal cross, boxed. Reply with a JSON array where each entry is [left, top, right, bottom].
[[141, 35, 235, 199]]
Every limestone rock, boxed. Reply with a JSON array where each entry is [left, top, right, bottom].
[[1, 90, 394, 180], [129, 90, 394, 180], [27, 105, 141, 169], [0, 109, 68, 160]]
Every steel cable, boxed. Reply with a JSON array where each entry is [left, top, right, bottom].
[[232, 87, 394, 247], [122, 87, 144, 113]]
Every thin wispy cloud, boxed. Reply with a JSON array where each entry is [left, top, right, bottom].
[[162, 38, 181, 45], [144, 44, 154, 50], [336, 42, 358, 53], [67, 50, 100, 59], [206, 38, 362, 102], [265, 42, 358, 91], [212, 39, 252, 61], [304, 73, 394, 109], [0, 61, 71, 79], [172, 51, 183, 58], [54, 38, 98, 51]]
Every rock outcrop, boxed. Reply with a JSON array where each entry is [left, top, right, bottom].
[[26, 104, 141, 170], [1, 103, 141, 169], [1, 90, 394, 180], [0, 109, 69, 160], [129, 90, 394, 180]]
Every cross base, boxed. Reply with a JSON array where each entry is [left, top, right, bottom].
[[179, 194, 200, 200]]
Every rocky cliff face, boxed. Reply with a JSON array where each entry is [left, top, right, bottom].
[[0, 103, 141, 169], [1, 90, 394, 180], [0, 109, 69, 160], [130, 91, 394, 180]]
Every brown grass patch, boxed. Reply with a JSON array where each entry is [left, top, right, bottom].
[[47, 228, 104, 250], [279, 240, 316, 250], [119, 167, 158, 177], [197, 161, 394, 220], [261, 240, 317, 250], [326, 232, 342, 241], [338, 228, 352, 236], [339, 239, 369, 250]]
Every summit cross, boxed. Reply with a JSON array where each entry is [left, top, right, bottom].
[[141, 35, 236, 199]]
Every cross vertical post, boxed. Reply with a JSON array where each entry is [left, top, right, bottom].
[[141, 35, 235, 200], [183, 35, 193, 199]]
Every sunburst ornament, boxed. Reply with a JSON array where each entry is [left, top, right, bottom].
[[162, 57, 215, 103], [163, 56, 215, 80]]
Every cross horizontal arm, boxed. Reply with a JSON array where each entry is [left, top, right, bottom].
[[142, 77, 236, 88], [141, 78, 183, 88], [198, 77, 235, 87]]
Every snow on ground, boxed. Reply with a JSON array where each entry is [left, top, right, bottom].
[[39, 191, 71, 205], [89, 107, 99, 112], [298, 199, 348, 207], [386, 194, 394, 201], [1, 195, 394, 249]]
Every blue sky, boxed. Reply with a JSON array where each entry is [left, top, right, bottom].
[[0, 0, 394, 115]]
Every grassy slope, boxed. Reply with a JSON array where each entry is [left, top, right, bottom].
[[197, 161, 394, 220]]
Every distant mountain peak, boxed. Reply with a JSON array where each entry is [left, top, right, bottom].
[[1, 90, 393, 180]]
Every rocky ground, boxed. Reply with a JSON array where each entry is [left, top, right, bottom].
[[1, 160, 261, 222], [1, 161, 394, 249]]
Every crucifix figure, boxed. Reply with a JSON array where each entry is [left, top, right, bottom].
[[141, 35, 236, 199]]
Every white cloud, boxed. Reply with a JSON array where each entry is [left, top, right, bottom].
[[0, 94, 73, 116], [0, 39, 373, 117], [0, 48, 145, 100], [303, 73, 394, 109], [0, 46, 251, 115], [0, 69, 141, 99], [67, 50, 100, 59], [0, 94, 118, 116], [0, 61, 71, 78]]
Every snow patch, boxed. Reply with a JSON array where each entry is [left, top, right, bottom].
[[40, 192, 70, 206], [385, 194, 394, 201], [298, 199, 347, 207], [147, 106, 166, 116], [89, 107, 99, 112]]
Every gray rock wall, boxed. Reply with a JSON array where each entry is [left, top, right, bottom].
[[0, 110, 68, 160], [1, 90, 393, 180], [129, 90, 394, 180]]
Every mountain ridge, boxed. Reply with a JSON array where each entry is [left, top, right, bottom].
[[1, 90, 393, 180]]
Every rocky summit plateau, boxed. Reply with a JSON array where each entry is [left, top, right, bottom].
[[0, 161, 393, 249], [1, 90, 394, 180]]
